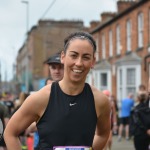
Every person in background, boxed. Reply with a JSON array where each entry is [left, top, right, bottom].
[[12, 92, 29, 113], [0, 95, 9, 150], [11, 92, 29, 150], [102, 90, 117, 150], [4, 31, 111, 150], [138, 84, 146, 91], [118, 93, 134, 141], [45, 77, 53, 85], [130, 90, 150, 150], [110, 95, 119, 130], [45, 52, 64, 81], [2, 92, 14, 118]]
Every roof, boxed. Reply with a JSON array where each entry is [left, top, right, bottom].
[[90, 0, 148, 34]]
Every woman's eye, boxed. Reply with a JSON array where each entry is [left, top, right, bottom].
[[83, 57, 90, 60], [71, 55, 77, 58]]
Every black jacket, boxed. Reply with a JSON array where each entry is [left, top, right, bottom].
[[130, 100, 150, 137]]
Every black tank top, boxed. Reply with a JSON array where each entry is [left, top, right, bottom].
[[37, 82, 97, 150]]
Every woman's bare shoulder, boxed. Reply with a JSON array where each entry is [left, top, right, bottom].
[[90, 85, 110, 117], [22, 84, 52, 118], [90, 85, 107, 102], [29, 84, 51, 102]]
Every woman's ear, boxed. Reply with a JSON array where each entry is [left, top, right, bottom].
[[91, 65, 94, 69], [61, 51, 65, 64]]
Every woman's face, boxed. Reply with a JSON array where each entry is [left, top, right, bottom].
[[61, 38, 95, 83]]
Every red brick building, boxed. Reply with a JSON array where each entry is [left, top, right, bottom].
[[88, 0, 150, 106]]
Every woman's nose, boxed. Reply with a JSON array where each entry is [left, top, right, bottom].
[[75, 58, 83, 66]]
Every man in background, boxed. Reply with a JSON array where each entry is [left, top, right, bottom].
[[45, 52, 64, 81], [118, 93, 134, 141]]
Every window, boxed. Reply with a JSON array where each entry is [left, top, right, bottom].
[[119, 69, 122, 86], [138, 12, 144, 48], [126, 20, 132, 51], [126, 68, 136, 95], [92, 70, 111, 91], [117, 65, 141, 102], [95, 37, 100, 62], [116, 25, 121, 55], [109, 30, 113, 57], [101, 73, 107, 89], [102, 34, 106, 59]]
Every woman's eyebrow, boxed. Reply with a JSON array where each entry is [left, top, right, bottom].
[[69, 51, 92, 56], [69, 51, 78, 54]]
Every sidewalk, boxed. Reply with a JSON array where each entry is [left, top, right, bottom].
[[111, 135, 135, 150]]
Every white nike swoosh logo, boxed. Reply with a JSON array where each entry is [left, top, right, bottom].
[[69, 103, 77, 106]]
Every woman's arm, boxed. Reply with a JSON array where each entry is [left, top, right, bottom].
[[111, 101, 118, 133], [92, 88, 111, 150], [4, 86, 50, 150]]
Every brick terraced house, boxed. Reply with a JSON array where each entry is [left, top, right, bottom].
[[87, 0, 150, 110]]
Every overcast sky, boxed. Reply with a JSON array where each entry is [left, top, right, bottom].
[[0, 0, 117, 81]]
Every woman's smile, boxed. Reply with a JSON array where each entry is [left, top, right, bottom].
[[72, 69, 83, 74]]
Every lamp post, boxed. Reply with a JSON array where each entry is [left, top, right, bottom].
[[22, 0, 29, 33], [22, 0, 29, 93]]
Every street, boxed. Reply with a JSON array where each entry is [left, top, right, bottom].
[[112, 135, 135, 150]]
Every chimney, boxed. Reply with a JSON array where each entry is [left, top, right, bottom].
[[117, 0, 136, 13], [90, 21, 100, 28], [89, 21, 100, 32], [101, 12, 116, 22]]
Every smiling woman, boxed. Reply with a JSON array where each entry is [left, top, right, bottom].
[[4, 31, 111, 150], [61, 32, 96, 84]]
